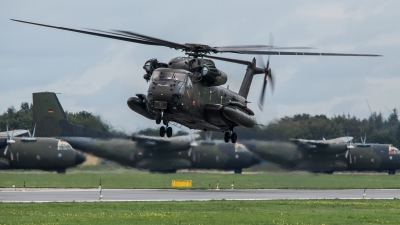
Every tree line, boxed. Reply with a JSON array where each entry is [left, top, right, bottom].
[[0, 102, 116, 135], [1, 102, 399, 146], [201, 110, 400, 146]]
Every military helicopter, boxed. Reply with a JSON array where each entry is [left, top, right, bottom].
[[12, 19, 381, 143]]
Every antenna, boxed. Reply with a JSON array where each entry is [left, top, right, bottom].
[[366, 99, 372, 115]]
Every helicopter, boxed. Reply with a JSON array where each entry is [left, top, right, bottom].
[[11, 19, 381, 143]]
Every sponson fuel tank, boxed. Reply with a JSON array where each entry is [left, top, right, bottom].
[[127, 94, 154, 120], [222, 107, 255, 128], [204, 104, 255, 129]]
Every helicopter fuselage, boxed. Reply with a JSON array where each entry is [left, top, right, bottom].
[[127, 56, 256, 137]]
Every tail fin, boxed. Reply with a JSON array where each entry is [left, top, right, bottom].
[[32, 92, 111, 138], [238, 58, 264, 99]]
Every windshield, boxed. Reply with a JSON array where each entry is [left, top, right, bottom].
[[389, 146, 400, 155], [58, 140, 73, 150], [152, 71, 173, 80], [152, 71, 187, 82], [174, 73, 187, 82]]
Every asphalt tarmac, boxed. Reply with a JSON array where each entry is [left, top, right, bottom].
[[1, 189, 400, 202]]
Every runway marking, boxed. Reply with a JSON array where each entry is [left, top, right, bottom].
[[2, 198, 399, 203], [2, 189, 399, 202]]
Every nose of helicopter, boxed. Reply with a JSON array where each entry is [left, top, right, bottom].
[[151, 80, 185, 108]]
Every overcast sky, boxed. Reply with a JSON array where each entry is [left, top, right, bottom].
[[1, 0, 399, 134]]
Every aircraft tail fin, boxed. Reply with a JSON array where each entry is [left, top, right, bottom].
[[238, 58, 264, 98], [32, 92, 111, 138]]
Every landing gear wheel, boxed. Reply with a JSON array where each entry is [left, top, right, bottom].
[[159, 126, 166, 137], [234, 168, 242, 174], [166, 126, 173, 138], [162, 115, 168, 125], [224, 132, 230, 143], [231, 132, 237, 143], [388, 170, 395, 175], [155, 114, 161, 125], [56, 168, 66, 174]]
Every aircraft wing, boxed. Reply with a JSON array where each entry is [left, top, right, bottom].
[[327, 136, 353, 144], [131, 135, 170, 145], [131, 135, 191, 152], [291, 138, 329, 147], [291, 136, 353, 147], [0, 129, 29, 137]]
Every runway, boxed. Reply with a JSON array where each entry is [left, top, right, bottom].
[[1, 188, 400, 202]]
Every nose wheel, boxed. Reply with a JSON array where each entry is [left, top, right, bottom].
[[155, 114, 161, 124], [157, 113, 173, 138], [159, 126, 173, 137], [224, 131, 237, 143]]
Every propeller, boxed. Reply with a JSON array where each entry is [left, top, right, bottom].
[[187, 131, 198, 157], [3, 126, 15, 161], [28, 124, 36, 138], [257, 33, 276, 111], [345, 136, 354, 164], [360, 134, 367, 144]]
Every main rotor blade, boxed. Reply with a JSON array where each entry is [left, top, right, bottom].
[[201, 54, 253, 66], [112, 30, 189, 50], [214, 45, 315, 51], [201, 55, 265, 74], [11, 19, 185, 50], [219, 49, 382, 57], [11, 19, 381, 57], [86, 29, 167, 46]]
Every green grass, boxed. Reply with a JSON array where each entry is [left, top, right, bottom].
[[1, 165, 400, 189], [1, 200, 400, 224]]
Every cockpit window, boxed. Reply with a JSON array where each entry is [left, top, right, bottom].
[[186, 76, 193, 89], [152, 71, 174, 80], [389, 146, 400, 155], [173, 73, 187, 82], [58, 140, 73, 151]]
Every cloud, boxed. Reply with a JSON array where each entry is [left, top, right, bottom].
[[39, 44, 140, 95], [1, 0, 399, 133], [366, 32, 400, 47], [296, 3, 367, 20]]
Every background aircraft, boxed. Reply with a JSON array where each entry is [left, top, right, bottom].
[[243, 137, 400, 174], [32, 92, 260, 173], [0, 129, 86, 173]]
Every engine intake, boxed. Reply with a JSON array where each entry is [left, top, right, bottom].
[[201, 64, 227, 86], [143, 59, 168, 81]]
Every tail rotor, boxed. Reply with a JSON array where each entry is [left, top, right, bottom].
[[257, 33, 276, 111]]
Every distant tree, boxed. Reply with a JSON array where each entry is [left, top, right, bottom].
[[135, 128, 159, 136], [1, 101, 400, 146], [0, 103, 34, 131], [66, 111, 112, 133]]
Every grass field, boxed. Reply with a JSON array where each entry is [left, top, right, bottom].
[[1, 200, 399, 224], [0, 165, 399, 189]]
